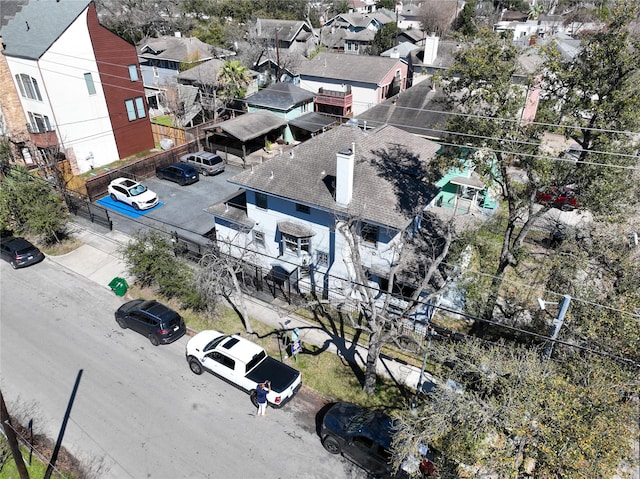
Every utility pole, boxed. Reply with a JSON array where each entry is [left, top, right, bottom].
[[275, 28, 281, 83], [0, 389, 30, 479], [543, 294, 571, 360]]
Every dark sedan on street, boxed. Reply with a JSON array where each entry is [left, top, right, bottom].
[[115, 299, 186, 346], [156, 163, 199, 186]]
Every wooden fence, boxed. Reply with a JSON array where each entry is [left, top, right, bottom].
[[83, 142, 197, 201]]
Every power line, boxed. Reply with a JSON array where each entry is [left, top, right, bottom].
[[86, 201, 640, 368], [14, 49, 640, 169]]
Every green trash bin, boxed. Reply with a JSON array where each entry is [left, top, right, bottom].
[[108, 277, 128, 297]]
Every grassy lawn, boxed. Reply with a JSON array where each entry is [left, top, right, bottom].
[[151, 115, 175, 126], [0, 443, 72, 479]]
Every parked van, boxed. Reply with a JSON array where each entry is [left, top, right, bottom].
[[179, 151, 225, 176]]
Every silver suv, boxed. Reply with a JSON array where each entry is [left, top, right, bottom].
[[179, 151, 225, 176]]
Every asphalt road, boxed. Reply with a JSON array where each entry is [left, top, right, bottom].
[[0, 258, 366, 479]]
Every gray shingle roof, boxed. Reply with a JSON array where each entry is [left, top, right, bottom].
[[255, 18, 311, 42], [229, 124, 440, 229], [1, 0, 90, 59], [0, 0, 29, 28], [246, 83, 315, 110], [138, 35, 214, 63], [178, 58, 225, 84], [355, 80, 451, 139], [298, 52, 405, 85]]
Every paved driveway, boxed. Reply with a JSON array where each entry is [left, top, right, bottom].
[[104, 165, 243, 240]]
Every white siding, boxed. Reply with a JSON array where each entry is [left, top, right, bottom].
[[298, 78, 379, 115]]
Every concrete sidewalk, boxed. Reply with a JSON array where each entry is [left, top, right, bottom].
[[48, 222, 429, 392]]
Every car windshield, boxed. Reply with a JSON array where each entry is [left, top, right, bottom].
[[205, 335, 229, 352], [128, 184, 147, 196]]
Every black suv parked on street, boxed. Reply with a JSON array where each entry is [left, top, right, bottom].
[[0, 236, 45, 269], [115, 299, 186, 346]]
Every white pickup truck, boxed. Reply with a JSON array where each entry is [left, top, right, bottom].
[[186, 330, 302, 408]]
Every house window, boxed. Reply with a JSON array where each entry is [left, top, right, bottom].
[[360, 222, 379, 245], [255, 192, 268, 210], [281, 233, 311, 256], [153, 67, 159, 78], [84, 73, 96, 95], [135, 97, 146, 118], [15, 74, 42, 101], [316, 250, 329, 267], [125, 97, 146, 121], [128, 65, 139, 81], [252, 230, 265, 248], [27, 112, 52, 133], [295, 203, 310, 214]]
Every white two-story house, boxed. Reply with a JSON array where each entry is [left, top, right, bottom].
[[206, 123, 440, 302], [1, 0, 154, 174]]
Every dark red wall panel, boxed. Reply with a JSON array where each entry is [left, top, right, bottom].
[[86, 3, 154, 159]]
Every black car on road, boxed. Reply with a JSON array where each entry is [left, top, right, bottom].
[[156, 163, 199, 186], [115, 299, 186, 346], [0, 236, 45, 269]]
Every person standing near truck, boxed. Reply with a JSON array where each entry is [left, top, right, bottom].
[[256, 381, 270, 417]]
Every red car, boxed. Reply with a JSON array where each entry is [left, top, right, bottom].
[[536, 187, 578, 211]]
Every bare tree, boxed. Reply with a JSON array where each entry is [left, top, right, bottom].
[[334, 211, 456, 394], [196, 234, 259, 334], [419, 0, 458, 37]]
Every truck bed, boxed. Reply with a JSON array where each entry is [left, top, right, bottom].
[[246, 356, 300, 393]]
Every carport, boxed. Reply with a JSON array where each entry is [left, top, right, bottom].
[[202, 111, 287, 167]]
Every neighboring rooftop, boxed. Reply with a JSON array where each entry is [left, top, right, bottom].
[[298, 52, 404, 84], [355, 80, 450, 140], [138, 35, 217, 63], [207, 111, 288, 142], [246, 82, 315, 110]]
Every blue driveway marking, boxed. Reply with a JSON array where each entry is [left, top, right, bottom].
[[96, 196, 163, 218]]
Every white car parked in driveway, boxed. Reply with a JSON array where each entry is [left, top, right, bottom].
[[107, 177, 159, 210]]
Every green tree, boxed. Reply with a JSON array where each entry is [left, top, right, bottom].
[[376, 0, 396, 10], [190, 17, 228, 47], [217, 60, 251, 115], [372, 22, 397, 55], [438, 30, 549, 331], [455, 0, 477, 37], [121, 231, 203, 309], [541, 2, 640, 217], [391, 339, 637, 478], [0, 166, 67, 242], [440, 16, 640, 331]]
